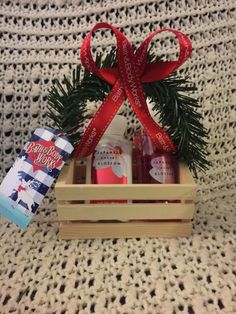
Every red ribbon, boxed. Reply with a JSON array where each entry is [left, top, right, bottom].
[[74, 22, 192, 158]]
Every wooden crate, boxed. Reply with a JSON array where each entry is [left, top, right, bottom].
[[55, 159, 197, 239]]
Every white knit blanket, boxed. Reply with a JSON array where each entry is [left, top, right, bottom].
[[0, 1, 235, 313]]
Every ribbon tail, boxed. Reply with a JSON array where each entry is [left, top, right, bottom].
[[125, 85, 176, 153], [73, 81, 126, 158], [117, 36, 176, 153]]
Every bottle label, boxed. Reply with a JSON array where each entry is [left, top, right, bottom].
[[0, 128, 74, 228], [149, 156, 175, 183], [92, 145, 128, 184]]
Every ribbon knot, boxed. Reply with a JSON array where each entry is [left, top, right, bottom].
[[74, 22, 192, 158]]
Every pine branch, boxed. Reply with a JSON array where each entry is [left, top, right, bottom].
[[47, 67, 88, 146], [47, 49, 210, 176], [143, 74, 210, 176]]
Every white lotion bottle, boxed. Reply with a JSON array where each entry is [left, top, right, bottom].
[[86, 115, 132, 204]]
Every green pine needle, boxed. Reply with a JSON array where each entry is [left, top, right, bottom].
[[47, 49, 210, 177]]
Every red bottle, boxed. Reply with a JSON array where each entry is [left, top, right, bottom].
[[134, 130, 179, 202]]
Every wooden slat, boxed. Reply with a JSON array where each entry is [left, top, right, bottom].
[[65, 160, 75, 184], [55, 162, 197, 201], [59, 221, 192, 239], [57, 202, 194, 221], [55, 183, 196, 201], [179, 163, 196, 184], [56, 164, 69, 184]]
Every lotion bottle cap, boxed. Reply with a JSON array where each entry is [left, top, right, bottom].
[[104, 115, 127, 136]]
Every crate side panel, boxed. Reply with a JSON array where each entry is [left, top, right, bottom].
[[55, 184, 197, 201], [59, 221, 192, 239], [57, 202, 195, 220]]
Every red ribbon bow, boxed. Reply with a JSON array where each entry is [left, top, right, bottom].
[[74, 22, 192, 158]]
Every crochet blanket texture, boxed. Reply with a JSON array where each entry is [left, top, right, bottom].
[[0, 1, 235, 313]]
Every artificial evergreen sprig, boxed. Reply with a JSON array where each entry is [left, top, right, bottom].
[[47, 66, 87, 145], [143, 75, 210, 176], [47, 49, 209, 176]]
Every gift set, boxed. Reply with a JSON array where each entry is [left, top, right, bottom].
[[0, 23, 209, 239]]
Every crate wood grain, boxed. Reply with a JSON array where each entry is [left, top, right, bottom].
[[59, 221, 192, 240], [55, 159, 197, 239]]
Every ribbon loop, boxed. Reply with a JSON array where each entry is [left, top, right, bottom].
[[136, 29, 192, 80], [74, 23, 192, 158]]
